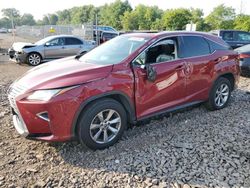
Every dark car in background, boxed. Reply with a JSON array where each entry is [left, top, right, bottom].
[[210, 30, 250, 49], [9, 35, 96, 66], [93, 25, 119, 44], [94, 25, 117, 33], [235, 44, 250, 76]]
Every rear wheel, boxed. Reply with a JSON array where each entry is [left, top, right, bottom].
[[206, 77, 232, 110], [77, 98, 127, 150], [27, 53, 42, 66]]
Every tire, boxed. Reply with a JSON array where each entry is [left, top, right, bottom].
[[27, 53, 42, 66], [206, 77, 232, 111], [77, 98, 127, 150]]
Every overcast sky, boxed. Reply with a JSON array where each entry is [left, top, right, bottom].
[[0, 0, 249, 20]]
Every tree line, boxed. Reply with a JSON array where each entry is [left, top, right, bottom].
[[1, 0, 250, 32]]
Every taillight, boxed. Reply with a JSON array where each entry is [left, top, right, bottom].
[[239, 53, 250, 59]]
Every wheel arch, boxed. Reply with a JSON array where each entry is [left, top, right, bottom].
[[215, 72, 235, 91], [27, 51, 43, 60], [72, 91, 136, 138]]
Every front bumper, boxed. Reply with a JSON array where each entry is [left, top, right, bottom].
[[14, 53, 27, 63], [12, 114, 29, 136], [8, 85, 82, 142], [8, 48, 15, 58], [8, 48, 27, 63]]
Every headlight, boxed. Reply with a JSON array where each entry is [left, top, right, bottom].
[[17, 50, 25, 54], [26, 86, 78, 101]]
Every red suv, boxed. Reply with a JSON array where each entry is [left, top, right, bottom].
[[8, 32, 239, 149]]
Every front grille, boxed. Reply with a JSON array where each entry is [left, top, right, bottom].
[[8, 83, 27, 113]]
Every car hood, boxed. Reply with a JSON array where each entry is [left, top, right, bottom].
[[15, 56, 113, 91], [12, 42, 36, 51]]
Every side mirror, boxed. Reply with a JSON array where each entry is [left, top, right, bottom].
[[45, 42, 50, 47], [140, 64, 157, 82]]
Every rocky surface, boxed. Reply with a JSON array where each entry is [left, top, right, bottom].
[[0, 34, 250, 188]]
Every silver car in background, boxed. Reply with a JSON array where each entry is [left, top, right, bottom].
[[8, 35, 96, 66]]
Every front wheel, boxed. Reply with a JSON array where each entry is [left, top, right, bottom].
[[206, 77, 232, 111], [27, 53, 42, 66], [77, 98, 127, 150]]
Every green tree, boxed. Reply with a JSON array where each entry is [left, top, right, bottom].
[[121, 5, 163, 30], [162, 8, 192, 30], [121, 11, 138, 30], [20, 13, 36, 26], [1, 8, 21, 27], [2, 8, 20, 19], [70, 5, 96, 25], [189, 8, 211, 31], [99, 0, 132, 30], [57, 10, 71, 25], [0, 17, 12, 28], [190, 8, 203, 23], [234, 14, 250, 31], [151, 18, 164, 30], [41, 15, 50, 25], [48, 14, 58, 25], [205, 4, 235, 30]]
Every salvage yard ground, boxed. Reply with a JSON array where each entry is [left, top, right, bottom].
[[0, 33, 250, 188]]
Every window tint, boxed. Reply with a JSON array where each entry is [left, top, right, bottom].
[[180, 36, 210, 58], [65, 37, 83, 45], [222, 31, 234, 41], [134, 37, 178, 65], [236, 32, 250, 42], [206, 39, 231, 52], [48, 38, 65, 46], [102, 33, 118, 39]]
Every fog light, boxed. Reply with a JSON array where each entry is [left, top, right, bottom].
[[37, 112, 50, 122]]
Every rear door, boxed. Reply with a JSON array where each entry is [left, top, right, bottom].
[[64, 37, 84, 56], [44, 37, 66, 59], [179, 35, 214, 102]]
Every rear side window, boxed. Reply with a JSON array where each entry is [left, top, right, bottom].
[[206, 39, 231, 52], [102, 33, 118, 39], [222, 31, 234, 41], [180, 36, 210, 58], [236, 32, 250, 42], [65, 37, 83, 45]]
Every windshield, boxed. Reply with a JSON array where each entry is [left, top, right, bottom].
[[35, 37, 53, 45], [79, 35, 150, 65]]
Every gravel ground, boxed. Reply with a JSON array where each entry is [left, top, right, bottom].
[[0, 34, 250, 188]]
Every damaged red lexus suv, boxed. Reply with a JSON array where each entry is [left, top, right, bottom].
[[8, 32, 239, 149]]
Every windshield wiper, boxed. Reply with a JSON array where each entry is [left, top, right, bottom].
[[75, 51, 87, 60]]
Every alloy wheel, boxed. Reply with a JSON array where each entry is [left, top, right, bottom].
[[215, 83, 229, 107], [28, 54, 41, 65], [89, 109, 121, 144]]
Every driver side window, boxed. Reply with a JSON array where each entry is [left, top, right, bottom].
[[134, 37, 178, 65], [48, 38, 65, 46]]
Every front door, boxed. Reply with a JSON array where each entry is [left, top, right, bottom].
[[133, 37, 187, 119], [44, 37, 66, 59]]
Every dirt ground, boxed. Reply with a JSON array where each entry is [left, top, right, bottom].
[[0, 33, 250, 188]]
